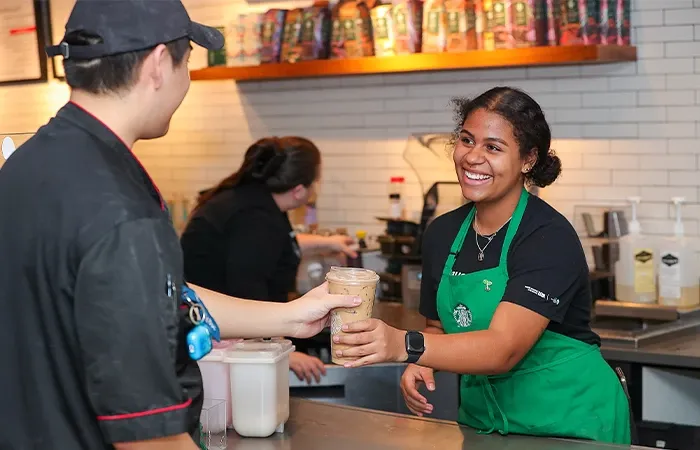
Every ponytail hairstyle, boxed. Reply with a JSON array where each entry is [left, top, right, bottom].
[[197, 136, 321, 207]]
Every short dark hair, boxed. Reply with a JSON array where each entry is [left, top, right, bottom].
[[63, 31, 191, 95], [449, 86, 561, 188], [197, 137, 322, 207]]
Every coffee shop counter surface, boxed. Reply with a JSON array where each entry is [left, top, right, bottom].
[[226, 398, 651, 449], [373, 302, 700, 370]]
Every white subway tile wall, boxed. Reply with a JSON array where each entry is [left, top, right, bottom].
[[1, 0, 700, 237]]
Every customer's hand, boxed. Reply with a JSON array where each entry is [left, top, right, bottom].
[[289, 352, 327, 383], [286, 282, 361, 339], [325, 234, 358, 259], [332, 318, 407, 367], [401, 364, 435, 417]]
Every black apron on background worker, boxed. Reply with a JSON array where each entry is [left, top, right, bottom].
[[181, 136, 353, 382], [182, 181, 302, 305]]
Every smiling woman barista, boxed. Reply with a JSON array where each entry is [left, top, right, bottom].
[[333, 87, 632, 445], [181, 136, 357, 383]]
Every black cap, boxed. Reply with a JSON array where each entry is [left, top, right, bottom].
[[46, 0, 224, 60]]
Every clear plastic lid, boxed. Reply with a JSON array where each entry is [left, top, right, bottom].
[[325, 266, 379, 285], [200, 339, 237, 362], [223, 338, 294, 363]]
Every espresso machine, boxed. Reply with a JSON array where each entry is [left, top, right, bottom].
[[375, 133, 467, 307]]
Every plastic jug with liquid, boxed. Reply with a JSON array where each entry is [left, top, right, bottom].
[[615, 197, 657, 304], [223, 338, 295, 437], [657, 197, 700, 308]]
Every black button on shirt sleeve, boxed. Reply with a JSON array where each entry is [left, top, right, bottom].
[[224, 208, 286, 300], [503, 223, 588, 323], [74, 218, 191, 443]]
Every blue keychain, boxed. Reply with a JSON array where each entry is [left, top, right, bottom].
[[181, 285, 221, 361]]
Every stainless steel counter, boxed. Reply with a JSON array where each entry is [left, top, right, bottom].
[[281, 303, 699, 449], [226, 399, 650, 449], [374, 302, 700, 370], [601, 331, 700, 369]]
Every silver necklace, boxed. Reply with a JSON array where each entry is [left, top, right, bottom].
[[474, 213, 512, 262]]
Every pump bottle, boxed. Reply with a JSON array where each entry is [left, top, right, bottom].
[[615, 197, 657, 304], [657, 197, 700, 308]]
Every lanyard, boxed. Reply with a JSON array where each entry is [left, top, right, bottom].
[[180, 283, 221, 361]]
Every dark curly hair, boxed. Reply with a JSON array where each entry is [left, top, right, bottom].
[[449, 86, 561, 188]]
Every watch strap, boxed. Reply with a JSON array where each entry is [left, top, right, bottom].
[[406, 351, 421, 364]]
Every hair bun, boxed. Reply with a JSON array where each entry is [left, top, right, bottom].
[[528, 150, 561, 188], [251, 140, 286, 180]]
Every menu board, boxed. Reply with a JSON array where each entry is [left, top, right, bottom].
[[48, 0, 73, 78], [0, 0, 48, 84]]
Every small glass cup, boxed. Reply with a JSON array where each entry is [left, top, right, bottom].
[[200, 398, 227, 449]]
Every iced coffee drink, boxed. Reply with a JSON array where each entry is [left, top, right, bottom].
[[326, 266, 380, 365]]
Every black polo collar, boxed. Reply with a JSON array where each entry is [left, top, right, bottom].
[[56, 101, 165, 210], [57, 101, 132, 154]]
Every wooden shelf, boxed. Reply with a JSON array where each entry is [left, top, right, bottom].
[[190, 45, 636, 82]]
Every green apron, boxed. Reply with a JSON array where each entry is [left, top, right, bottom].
[[436, 189, 631, 445]]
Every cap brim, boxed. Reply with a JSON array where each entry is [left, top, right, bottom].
[[189, 22, 224, 51]]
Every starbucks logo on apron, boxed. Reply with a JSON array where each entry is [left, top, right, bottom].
[[453, 303, 472, 328]]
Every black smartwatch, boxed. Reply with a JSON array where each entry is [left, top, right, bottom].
[[405, 330, 425, 364]]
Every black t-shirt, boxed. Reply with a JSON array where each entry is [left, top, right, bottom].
[[420, 195, 600, 346], [0, 103, 202, 449], [181, 183, 301, 303]]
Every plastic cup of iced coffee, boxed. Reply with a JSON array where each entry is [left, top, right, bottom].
[[326, 266, 380, 365]]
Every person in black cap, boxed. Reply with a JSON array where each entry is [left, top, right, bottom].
[[0, 1, 359, 449]]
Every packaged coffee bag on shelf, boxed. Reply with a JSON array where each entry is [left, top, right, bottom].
[[510, 1, 536, 48], [281, 8, 305, 62], [226, 20, 244, 66], [554, 0, 583, 46], [536, 0, 556, 45], [617, 0, 630, 45], [532, 0, 555, 46], [330, 0, 375, 59], [228, 14, 263, 66], [600, 0, 617, 44], [422, 0, 447, 53], [330, 11, 345, 58], [208, 26, 228, 66], [371, 3, 396, 56], [392, 0, 423, 53], [444, 0, 479, 52], [545, 0, 558, 45], [260, 9, 287, 63], [578, 0, 600, 44], [299, 3, 333, 60], [483, 0, 512, 50]]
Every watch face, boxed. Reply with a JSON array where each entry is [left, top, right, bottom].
[[408, 332, 424, 352]]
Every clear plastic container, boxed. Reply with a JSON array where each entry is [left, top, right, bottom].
[[198, 340, 236, 429], [657, 198, 700, 308], [326, 267, 380, 365], [223, 338, 295, 438], [199, 398, 228, 448], [615, 197, 657, 304]]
